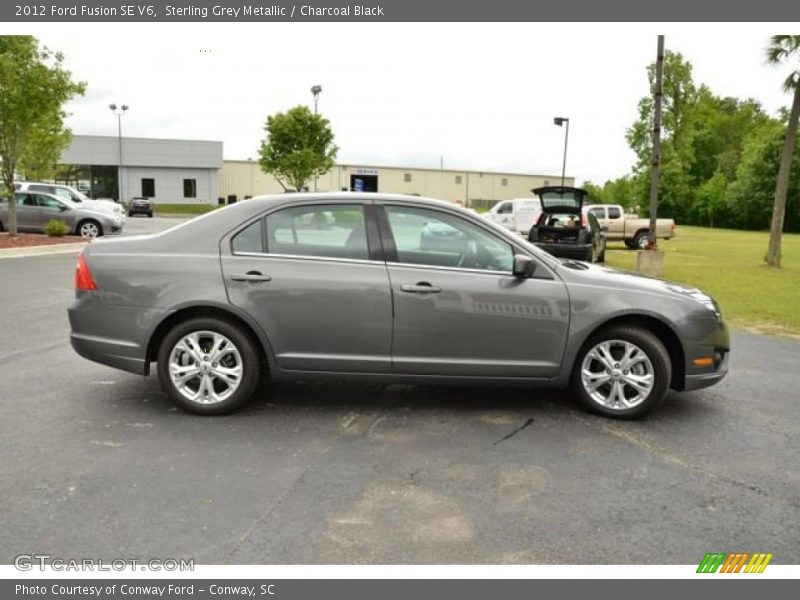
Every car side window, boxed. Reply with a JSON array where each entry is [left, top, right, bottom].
[[265, 204, 369, 261], [36, 195, 62, 209], [608, 206, 622, 219], [232, 219, 264, 254], [496, 202, 512, 214], [17, 194, 36, 206], [589, 207, 605, 219], [385, 206, 514, 272]]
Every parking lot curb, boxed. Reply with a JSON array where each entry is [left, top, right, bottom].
[[0, 241, 87, 260]]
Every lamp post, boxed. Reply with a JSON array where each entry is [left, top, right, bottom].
[[553, 116, 570, 187], [310, 85, 322, 191], [109, 103, 129, 202]]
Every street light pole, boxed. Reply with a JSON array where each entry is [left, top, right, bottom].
[[554, 117, 570, 187], [310, 85, 322, 192], [109, 103, 129, 203]]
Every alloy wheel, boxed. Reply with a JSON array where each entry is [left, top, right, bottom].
[[168, 330, 243, 405], [580, 339, 655, 410]]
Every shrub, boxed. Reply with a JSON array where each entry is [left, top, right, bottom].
[[43, 219, 70, 237]]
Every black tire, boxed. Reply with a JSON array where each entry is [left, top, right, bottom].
[[157, 317, 262, 415], [128, 211, 134, 218], [571, 325, 671, 419], [624, 240, 637, 249], [597, 247, 606, 263], [147, 211, 153, 218], [0, 220, 4, 232], [584, 248, 595, 262], [633, 231, 650, 250]]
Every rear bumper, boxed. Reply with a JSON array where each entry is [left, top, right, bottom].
[[70, 332, 149, 376], [68, 295, 167, 376]]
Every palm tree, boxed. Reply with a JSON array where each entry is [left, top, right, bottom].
[[765, 35, 800, 267]]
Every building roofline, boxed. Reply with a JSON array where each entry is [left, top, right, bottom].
[[224, 158, 570, 180], [73, 134, 222, 145]]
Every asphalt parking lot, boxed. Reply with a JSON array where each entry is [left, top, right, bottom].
[[1, 248, 798, 565]]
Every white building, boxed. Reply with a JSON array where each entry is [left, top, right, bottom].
[[58, 135, 223, 204]]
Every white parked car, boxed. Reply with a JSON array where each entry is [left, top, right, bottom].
[[483, 198, 542, 235], [14, 181, 125, 220]]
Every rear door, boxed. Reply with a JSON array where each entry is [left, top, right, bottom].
[[378, 202, 569, 378], [220, 200, 393, 373], [14, 194, 38, 229]]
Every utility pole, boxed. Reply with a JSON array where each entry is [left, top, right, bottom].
[[554, 117, 570, 187], [648, 35, 665, 249], [311, 85, 322, 192], [109, 104, 129, 203]]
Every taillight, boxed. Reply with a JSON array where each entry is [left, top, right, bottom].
[[581, 212, 587, 227], [75, 252, 98, 291]]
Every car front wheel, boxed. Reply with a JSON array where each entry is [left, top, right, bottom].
[[157, 317, 261, 415], [77, 219, 102, 238], [572, 326, 671, 419]]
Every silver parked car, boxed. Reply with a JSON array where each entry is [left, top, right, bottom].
[[68, 193, 729, 419], [0, 192, 125, 237]]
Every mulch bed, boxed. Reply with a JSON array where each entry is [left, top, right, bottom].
[[0, 233, 85, 249]]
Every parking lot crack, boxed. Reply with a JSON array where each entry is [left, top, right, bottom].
[[491, 418, 534, 448], [569, 411, 769, 497], [222, 442, 334, 563]]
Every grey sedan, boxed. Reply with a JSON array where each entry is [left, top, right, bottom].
[[0, 192, 124, 237], [68, 193, 729, 419]]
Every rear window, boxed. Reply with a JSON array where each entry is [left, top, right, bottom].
[[232, 219, 264, 254], [539, 191, 582, 210], [265, 204, 369, 261]]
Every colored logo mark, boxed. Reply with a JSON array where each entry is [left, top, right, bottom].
[[697, 552, 773, 573]]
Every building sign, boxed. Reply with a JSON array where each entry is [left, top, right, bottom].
[[352, 168, 379, 176]]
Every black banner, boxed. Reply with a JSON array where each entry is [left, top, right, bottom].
[[3, 0, 800, 22]]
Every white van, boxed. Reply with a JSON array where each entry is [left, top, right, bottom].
[[483, 198, 542, 235]]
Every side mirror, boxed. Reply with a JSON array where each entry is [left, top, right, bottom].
[[59, 204, 68, 212], [512, 254, 536, 278]]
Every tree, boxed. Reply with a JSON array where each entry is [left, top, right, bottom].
[[258, 105, 337, 192], [0, 36, 85, 235], [765, 35, 800, 267]]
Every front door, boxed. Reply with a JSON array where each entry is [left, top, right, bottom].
[[33, 194, 75, 230], [379, 203, 570, 378], [221, 201, 393, 373]]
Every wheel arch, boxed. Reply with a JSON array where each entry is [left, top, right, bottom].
[[567, 313, 686, 390], [144, 303, 275, 375]]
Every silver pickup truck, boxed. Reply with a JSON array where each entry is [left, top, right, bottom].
[[584, 204, 675, 249]]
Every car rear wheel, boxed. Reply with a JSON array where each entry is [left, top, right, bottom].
[[77, 219, 102, 238], [572, 326, 671, 419], [634, 231, 650, 249], [157, 317, 261, 415]]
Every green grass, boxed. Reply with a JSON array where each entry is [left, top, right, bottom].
[[603, 226, 800, 337], [153, 203, 219, 215]]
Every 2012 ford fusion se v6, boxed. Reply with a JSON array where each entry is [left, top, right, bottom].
[[68, 193, 729, 419]]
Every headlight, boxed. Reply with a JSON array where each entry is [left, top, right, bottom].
[[667, 285, 722, 319]]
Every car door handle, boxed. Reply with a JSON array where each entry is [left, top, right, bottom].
[[231, 271, 272, 283], [400, 282, 441, 294]]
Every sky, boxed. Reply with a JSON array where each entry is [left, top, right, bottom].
[[3, 22, 799, 184]]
